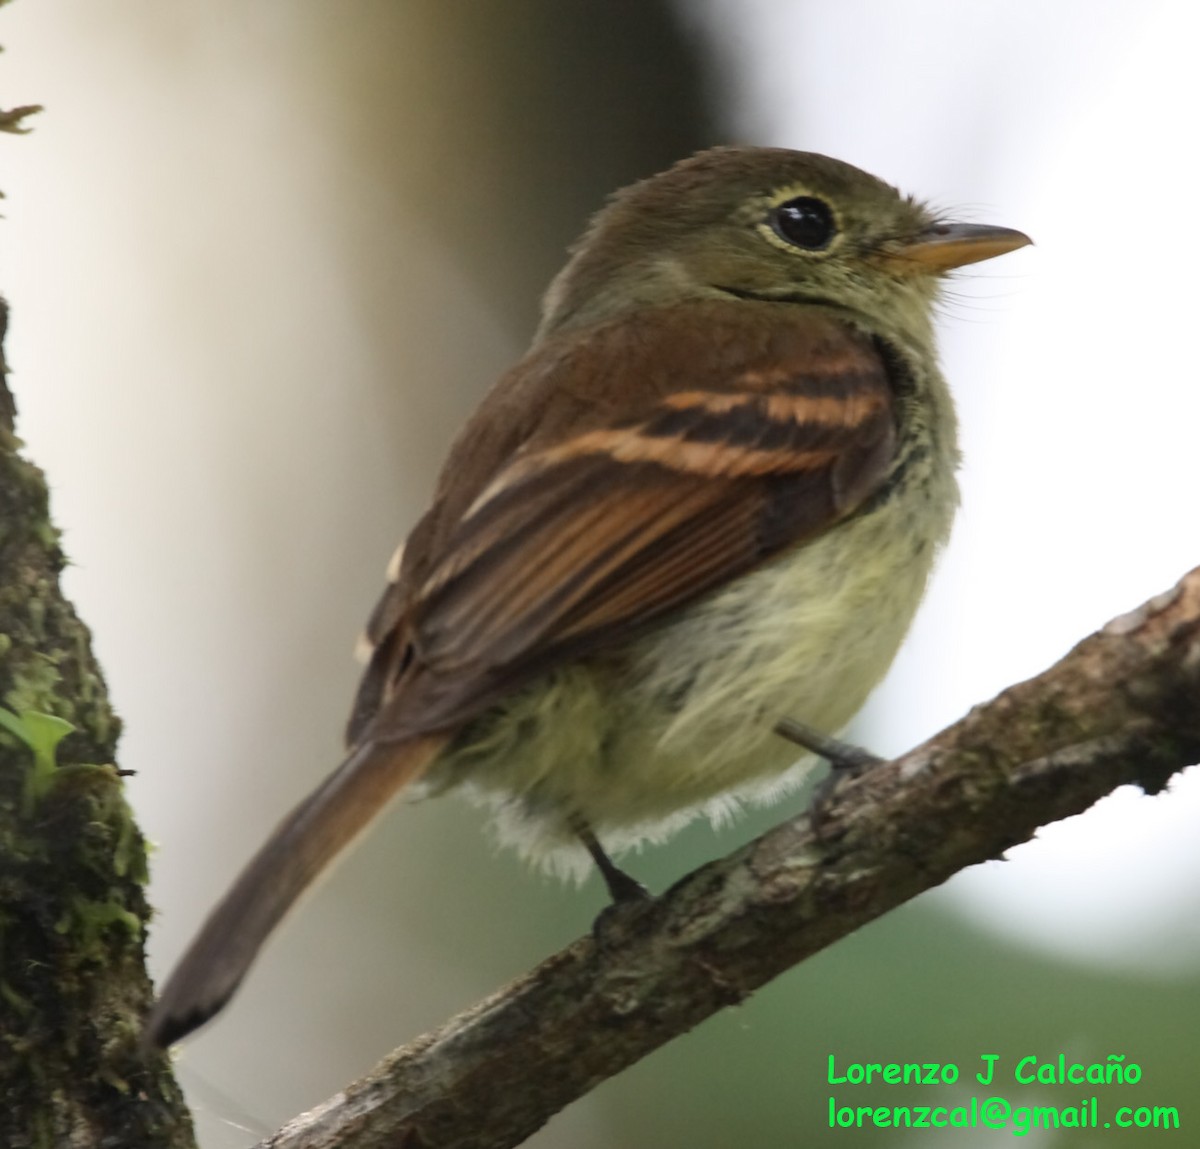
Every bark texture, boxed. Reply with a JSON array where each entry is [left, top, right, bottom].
[[0, 300, 196, 1147]]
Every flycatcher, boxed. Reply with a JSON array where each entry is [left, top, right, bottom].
[[146, 146, 1030, 1047]]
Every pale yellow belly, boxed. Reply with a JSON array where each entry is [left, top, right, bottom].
[[422, 457, 954, 879]]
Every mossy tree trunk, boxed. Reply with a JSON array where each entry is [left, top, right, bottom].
[[0, 300, 195, 1146]]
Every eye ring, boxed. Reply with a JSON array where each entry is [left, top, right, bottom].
[[769, 196, 837, 251]]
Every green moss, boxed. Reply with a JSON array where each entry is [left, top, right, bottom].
[[1, 706, 146, 969], [2, 652, 60, 715], [0, 978, 33, 1017], [0, 301, 193, 1143], [33, 520, 59, 551], [55, 895, 142, 945]]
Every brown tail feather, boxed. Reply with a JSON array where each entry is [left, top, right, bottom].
[[143, 734, 446, 1048]]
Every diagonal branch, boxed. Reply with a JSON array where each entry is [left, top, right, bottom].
[[258, 565, 1200, 1149]]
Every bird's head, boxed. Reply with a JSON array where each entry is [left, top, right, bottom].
[[539, 147, 1030, 346]]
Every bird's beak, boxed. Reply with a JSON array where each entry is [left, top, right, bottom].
[[887, 223, 1032, 273]]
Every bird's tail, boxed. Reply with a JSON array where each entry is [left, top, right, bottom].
[[143, 733, 447, 1048]]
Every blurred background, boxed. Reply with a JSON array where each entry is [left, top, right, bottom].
[[2, 2, 1198, 1145]]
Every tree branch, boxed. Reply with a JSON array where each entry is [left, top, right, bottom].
[[0, 298, 196, 1145], [258, 565, 1200, 1149]]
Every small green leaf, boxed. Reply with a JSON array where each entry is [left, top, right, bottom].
[[0, 706, 76, 807]]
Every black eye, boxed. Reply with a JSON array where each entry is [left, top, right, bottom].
[[770, 196, 836, 251]]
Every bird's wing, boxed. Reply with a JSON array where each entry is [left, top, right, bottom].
[[353, 304, 900, 740]]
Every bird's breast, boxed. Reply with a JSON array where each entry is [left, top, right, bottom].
[[431, 413, 957, 874]]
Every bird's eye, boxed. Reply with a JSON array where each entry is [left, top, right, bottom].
[[770, 196, 836, 251]]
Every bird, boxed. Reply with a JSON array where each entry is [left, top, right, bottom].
[[144, 146, 1030, 1048]]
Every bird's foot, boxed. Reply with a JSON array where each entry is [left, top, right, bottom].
[[774, 716, 885, 829], [573, 820, 652, 942], [575, 821, 651, 904]]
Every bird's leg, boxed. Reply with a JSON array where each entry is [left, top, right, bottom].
[[574, 820, 650, 903], [774, 716, 885, 823]]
